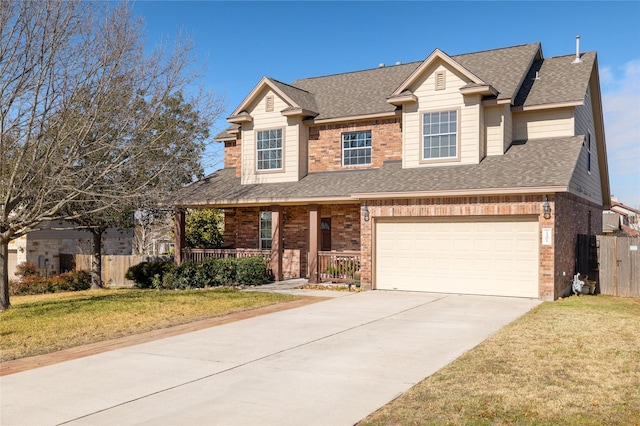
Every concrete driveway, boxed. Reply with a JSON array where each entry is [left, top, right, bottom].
[[0, 291, 540, 426]]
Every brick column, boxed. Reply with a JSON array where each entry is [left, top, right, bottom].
[[308, 205, 320, 283], [270, 206, 283, 281], [174, 208, 186, 265]]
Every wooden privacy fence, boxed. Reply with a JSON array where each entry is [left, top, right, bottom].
[[596, 236, 639, 298], [74, 254, 171, 287]]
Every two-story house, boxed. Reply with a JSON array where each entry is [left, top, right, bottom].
[[174, 40, 610, 300]]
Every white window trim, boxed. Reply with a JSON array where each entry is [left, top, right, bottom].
[[342, 130, 372, 167], [259, 211, 272, 250], [420, 108, 460, 162], [256, 128, 284, 172]]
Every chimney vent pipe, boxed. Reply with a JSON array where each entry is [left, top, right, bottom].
[[573, 35, 583, 63]]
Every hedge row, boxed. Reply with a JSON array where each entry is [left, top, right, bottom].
[[9, 270, 92, 296], [125, 256, 270, 290]]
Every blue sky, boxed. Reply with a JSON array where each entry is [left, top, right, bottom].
[[133, 1, 640, 208]]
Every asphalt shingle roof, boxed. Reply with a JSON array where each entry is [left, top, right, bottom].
[[175, 136, 585, 207], [514, 52, 595, 107]]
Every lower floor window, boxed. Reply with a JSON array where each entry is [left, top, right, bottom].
[[260, 211, 272, 250]]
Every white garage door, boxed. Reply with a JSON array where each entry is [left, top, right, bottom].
[[375, 217, 539, 297]]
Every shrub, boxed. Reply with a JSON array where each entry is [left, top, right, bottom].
[[236, 257, 269, 285], [160, 261, 198, 290], [8, 270, 91, 295], [213, 258, 237, 286], [15, 261, 39, 277], [125, 261, 175, 289], [157, 256, 268, 289]]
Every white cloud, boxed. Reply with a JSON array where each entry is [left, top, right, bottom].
[[601, 59, 640, 207]]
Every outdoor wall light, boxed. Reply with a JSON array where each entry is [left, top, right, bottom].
[[362, 202, 370, 222], [543, 196, 552, 219]]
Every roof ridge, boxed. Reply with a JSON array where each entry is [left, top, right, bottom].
[[293, 61, 422, 82], [266, 77, 314, 94], [293, 42, 541, 84], [450, 42, 540, 58], [542, 51, 596, 60]]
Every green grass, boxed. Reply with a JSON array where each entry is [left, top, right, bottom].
[[360, 295, 640, 426], [0, 288, 297, 362]]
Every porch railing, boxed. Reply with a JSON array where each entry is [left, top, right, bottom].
[[318, 251, 361, 283], [181, 248, 272, 268]]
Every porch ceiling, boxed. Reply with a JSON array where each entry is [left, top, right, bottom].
[[173, 136, 583, 208]]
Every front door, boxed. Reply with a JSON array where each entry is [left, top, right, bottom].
[[321, 218, 331, 251]]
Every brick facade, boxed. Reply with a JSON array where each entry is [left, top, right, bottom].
[[554, 192, 603, 297], [308, 118, 402, 172], [358, 195, 555, 297], [224, 204, 360, 279], [220, 194, 601, 299], [223, 136, 242, 178]]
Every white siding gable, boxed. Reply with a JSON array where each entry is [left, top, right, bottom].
[[512, 108, 574, 140], [241, 89, 304, 185], [485, 104, 512, 156], [403, 61, 483, 168]]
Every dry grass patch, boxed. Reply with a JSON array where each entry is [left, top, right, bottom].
[[361, 295, 640, 426], [0, 288, 297, 362]]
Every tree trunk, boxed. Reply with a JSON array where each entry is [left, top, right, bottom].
[[0, 238, 11, 311], [90, 229, 103, 289]]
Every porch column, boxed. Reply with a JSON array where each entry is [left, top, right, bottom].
[[270, 206, 283, 281], [174, 208, 186, 265], [308, 204, 320, 283]]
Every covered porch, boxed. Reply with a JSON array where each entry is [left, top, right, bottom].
[[174, 203, 364, 284]]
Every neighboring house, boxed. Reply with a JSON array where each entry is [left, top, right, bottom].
[[603, 197, 640, 236], [174, 39, 610, 300], [8, 221, 133, 280]]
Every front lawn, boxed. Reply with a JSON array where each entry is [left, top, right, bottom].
[[0, 288, 297, 362], [361, 295, 640, 425]]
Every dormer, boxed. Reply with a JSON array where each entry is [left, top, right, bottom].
[[228, 77, 318, 185], [387, 49, 499, 168]]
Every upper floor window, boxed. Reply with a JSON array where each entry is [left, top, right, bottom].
[[259, 211, 272, 250], [422, 110, 457, 160], [342, 130, 372, 166], [256, 129, 283, 171]]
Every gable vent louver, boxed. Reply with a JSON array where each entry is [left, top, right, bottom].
[[265, 95, 274, 112], [435, 71, 446, 90]]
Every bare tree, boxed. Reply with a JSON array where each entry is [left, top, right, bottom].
[[0, 1, 223, 309], [133, 209, 174, 256]]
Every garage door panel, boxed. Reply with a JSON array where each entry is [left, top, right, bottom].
[[376, 218, 538, 298]]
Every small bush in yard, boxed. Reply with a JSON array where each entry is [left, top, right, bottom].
[[213, 258, 237, 285], [236, 257, 269, 285], [15, 261, 39, 277], [161, 261, 198, 290], [9, 270, 91, 295], [125, 261, 175, 289]]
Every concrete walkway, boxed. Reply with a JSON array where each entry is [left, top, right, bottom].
[[0, 291, 540, 426]]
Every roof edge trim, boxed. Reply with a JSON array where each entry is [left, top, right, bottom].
[[351, 186, 568, 200], [512, 100, 583, 112]]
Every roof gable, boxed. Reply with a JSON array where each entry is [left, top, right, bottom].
[[390, 49, 486, 97], [228, 77, 317, 119]]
